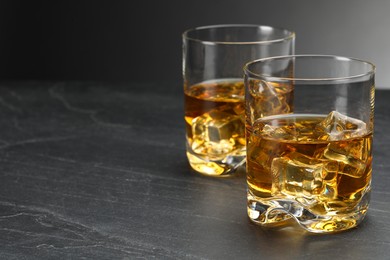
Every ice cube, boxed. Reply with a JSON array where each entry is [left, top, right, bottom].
[[248, 79, 276, 97], [248, 80, 291, 120], [271, 152, 338, 204], [259, 118, 320, 142], [191, 110, 244, 157], [248, 135, 296, 171], [261, 124, 297, 140], [323, 137, 371, 178], [316, 111, 367, 141]]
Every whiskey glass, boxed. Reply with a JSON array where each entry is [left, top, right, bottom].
[[244, 55, 375, 233], [183, 24, 295, 176]]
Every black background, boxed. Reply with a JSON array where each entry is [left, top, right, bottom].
[[0, 0, 388, 87], [0, 2, 389, 258]]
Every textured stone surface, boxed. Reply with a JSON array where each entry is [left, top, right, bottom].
[[0, 81, 388, 259]]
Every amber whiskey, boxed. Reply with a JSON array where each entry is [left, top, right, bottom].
[[184, 79, 246, 176], [247, 112, 372, 232]]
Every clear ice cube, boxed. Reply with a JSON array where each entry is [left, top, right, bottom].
[[192, 110, 244, 157], [248, 80, 291, 119], [248, 135, 296, 171], [316, 111, 367, 141], [271, 152, 338, 204], [323, 138, 370, 178]]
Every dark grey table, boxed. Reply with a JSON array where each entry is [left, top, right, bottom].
[[0, 81, 389, 259]]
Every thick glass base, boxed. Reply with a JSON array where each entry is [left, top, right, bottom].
[[247, 190, 370, 233], [186, 149, 246, 177]]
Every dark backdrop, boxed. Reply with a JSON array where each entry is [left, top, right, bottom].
[[0, 0, 388, 88]]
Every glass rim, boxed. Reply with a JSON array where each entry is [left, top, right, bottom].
[[182, 24, 295, 45], [244, 54, 376, 82]]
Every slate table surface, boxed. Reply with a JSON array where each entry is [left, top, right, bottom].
[[0, 81, 388, 259]]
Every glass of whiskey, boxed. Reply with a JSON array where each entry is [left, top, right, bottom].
[[244, 55, 375, 233], [182, 25, 295, 176]]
